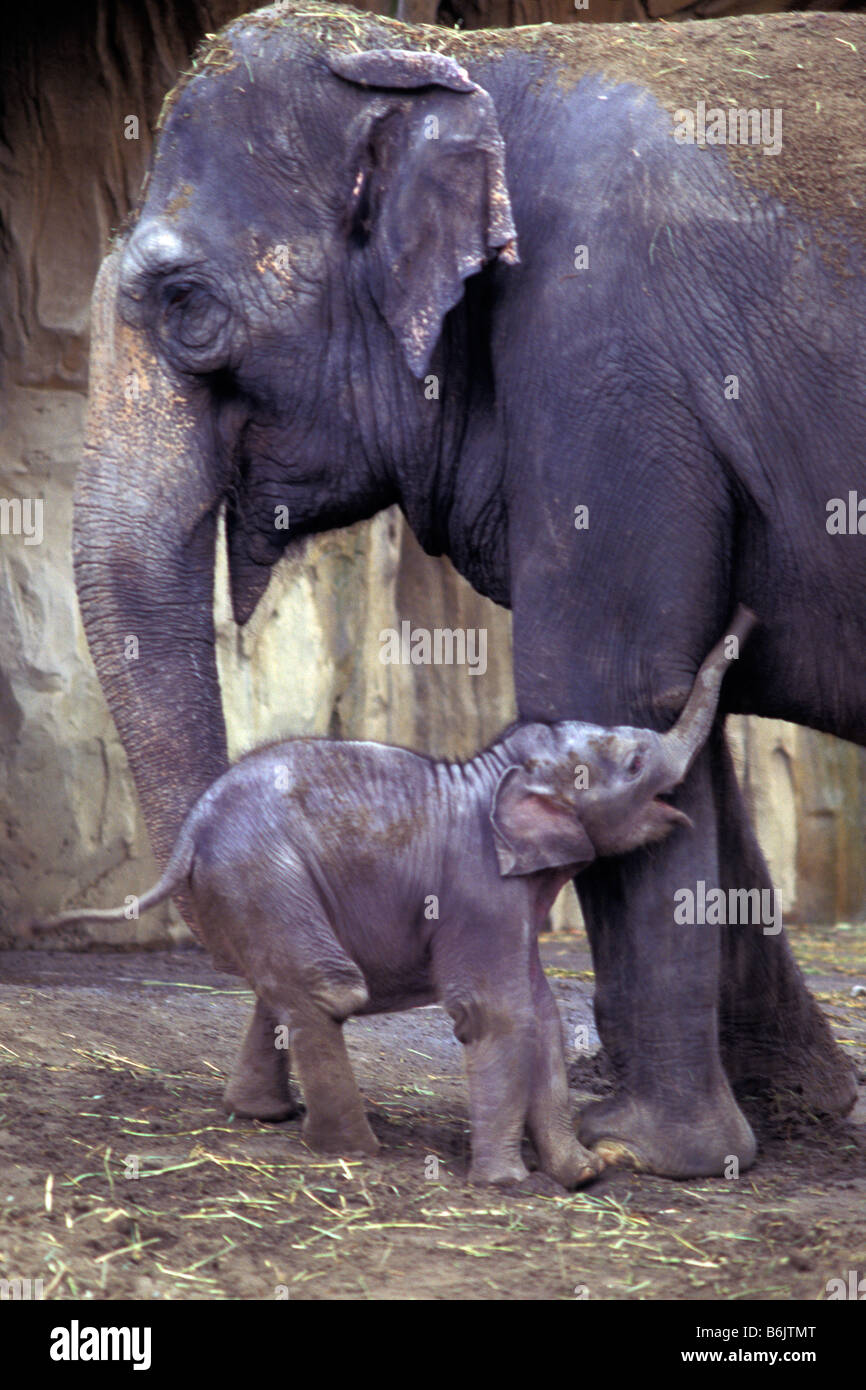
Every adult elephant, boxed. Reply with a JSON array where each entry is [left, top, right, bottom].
[[78, 1, 862, 1176]]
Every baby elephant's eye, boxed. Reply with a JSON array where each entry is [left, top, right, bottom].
[[625, 750, 644, 778]]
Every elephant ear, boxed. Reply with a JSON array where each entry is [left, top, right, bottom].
[[327, 47, 518, 377], [490, 766, 597, 879]]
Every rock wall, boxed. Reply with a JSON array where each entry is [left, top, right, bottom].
[[1, 0, 865, 947], [728, 718, 866, 927], [0, 1, 252, 945]]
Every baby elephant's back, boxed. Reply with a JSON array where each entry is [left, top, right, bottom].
[[194, 738, 442, 889]]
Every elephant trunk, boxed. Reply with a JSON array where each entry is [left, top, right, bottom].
[[659, 605, 757, 784], [76, 251, 232, 923]]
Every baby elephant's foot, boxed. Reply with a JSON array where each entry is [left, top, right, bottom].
[[544, 1141, 604, 1190], [302, 1114, 379, 1157], [506, 1171, 571, 1198], [468, 1157, 530, 1188], [225, 998, 300, 1121], [223, 1079, 301, 1123], [474, 1168, 581, 1199]]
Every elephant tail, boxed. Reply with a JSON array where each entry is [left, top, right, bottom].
[[30, 811, 200, 935]]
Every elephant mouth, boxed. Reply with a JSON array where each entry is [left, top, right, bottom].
[[652, 794, 693, 831]]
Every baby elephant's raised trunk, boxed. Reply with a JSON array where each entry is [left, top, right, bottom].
[[660, 605, 757, 784]]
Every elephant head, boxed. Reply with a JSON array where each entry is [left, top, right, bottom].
[[78, 13, 518, 884], [491, 606, 756, 873]]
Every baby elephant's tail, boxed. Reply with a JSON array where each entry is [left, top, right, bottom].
[[30, 812, 199, 935]]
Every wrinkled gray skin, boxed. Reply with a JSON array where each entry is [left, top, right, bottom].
[[37, 613, 751, 1187], [79, 0, 862, 1178]]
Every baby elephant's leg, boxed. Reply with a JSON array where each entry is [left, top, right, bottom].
[[460, 1017, 535, 1186], [285, 993, 379, 1156], [223, 997, 300, 1122], [526, 943, 603, 1187], [209, 853, 377, 1155], [436, 929, 535, 1186], [251, 891, 378, 1156]]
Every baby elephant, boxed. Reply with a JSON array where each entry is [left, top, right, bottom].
[[38, 609, 754, 1188]]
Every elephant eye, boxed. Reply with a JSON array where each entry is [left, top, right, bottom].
[[162, 281, 196, 313], [626, 751, 644, 778], [164, 283, 193, 309], [156, 279, 232, 368]]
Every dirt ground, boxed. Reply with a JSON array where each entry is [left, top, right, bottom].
[[0, 926, 864, 1301]]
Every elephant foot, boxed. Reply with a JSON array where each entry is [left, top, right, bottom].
[[534, 1140, 605, 1189], [578, 1091, 757, 1178], [301, 1115, 380, 1157], [468, 1155, 530, 1187], [722, 1018, 857, 1119], [225, 998, 301, 1121], [497, 1171, 567, 1198], [223, 1079, 301, 1123], [548, 1152, 604, 1189]]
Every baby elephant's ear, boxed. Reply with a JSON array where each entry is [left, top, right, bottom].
[[490, 766, 596, 878]]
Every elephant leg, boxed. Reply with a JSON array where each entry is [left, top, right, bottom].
[[244, 889, 378, 1156], [526, 943, 603, 1188], [437, 927, 535, 1185], [461, 1023, 534, 1186], [576, 745, 757, 1177], [508, 437, 762, 1176], [223, 996, 300, 1122], [285, 996, 379, 1156], [713, 732, 857, 1114], [212, 859, 374, 1139]]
